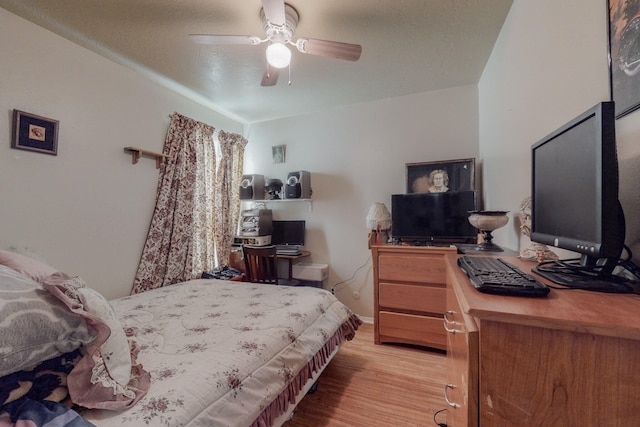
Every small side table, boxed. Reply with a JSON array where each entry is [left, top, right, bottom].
[[277, 251, 310, 280]]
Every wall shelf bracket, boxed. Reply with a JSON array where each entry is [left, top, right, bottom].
[[124, 146, 168, 169]]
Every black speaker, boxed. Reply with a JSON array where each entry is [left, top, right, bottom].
[[285, 171, 311, 199], [239, 174, 265, 200]]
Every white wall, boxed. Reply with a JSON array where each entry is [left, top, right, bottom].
[[245, 87, 480, 316], [479, 0, 640, 263], [10, 0, 636, 318], [0, 9, 242, 299]]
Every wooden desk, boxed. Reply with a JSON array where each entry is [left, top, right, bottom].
[[277, 250, 310, 279], [229, 249, 310, 280], [445, 254, 640, 426]]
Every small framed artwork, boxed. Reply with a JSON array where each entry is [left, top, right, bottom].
[[406, 158, 475, 194], [609, 0, 640, 118], [12, 110, 59, 155], [272, 144, 285, 164]]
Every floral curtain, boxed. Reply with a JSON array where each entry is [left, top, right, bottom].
[[131, 113, 216, 294], [214, 131, 247, 267]]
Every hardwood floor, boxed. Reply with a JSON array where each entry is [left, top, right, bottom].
[[284, 323, 449, 427]]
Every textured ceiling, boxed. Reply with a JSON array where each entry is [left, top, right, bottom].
[[0, 0, 513, 124]]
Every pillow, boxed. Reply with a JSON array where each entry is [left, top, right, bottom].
[[76, 287, 131, 385], [43, 273, 150, 410], [0, 249, 57, 284], [0, 265, 96, 377]]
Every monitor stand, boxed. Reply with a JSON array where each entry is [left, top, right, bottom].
[[532, 265, 634, 294]]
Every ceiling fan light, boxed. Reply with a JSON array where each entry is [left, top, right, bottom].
[[266, 43, 291, 69]]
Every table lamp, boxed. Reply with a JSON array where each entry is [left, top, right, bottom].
[[366, 202, 392, 245]]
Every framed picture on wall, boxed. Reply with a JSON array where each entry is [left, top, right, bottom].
[[272, 144, 285, 164], [11, 110, 59, 155], [609, 0, 640, 118], [406, 158, 475, 194]]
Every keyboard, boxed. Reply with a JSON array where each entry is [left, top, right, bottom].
[[276, 248, 301, 256], [457, 256, 550, 297]]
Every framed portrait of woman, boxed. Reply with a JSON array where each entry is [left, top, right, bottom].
[[406, 158, 475, 194]]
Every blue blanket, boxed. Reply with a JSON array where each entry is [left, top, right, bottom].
[[0, 350, 94, 427], [2, 399, 94, 427]]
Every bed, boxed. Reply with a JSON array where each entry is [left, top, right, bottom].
[[0, 250, 361, 427]]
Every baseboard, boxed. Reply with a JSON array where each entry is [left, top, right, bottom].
[[358, 316, 374, 324]]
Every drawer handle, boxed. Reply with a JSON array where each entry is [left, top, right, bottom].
[[443, 310, 458, 334], [444, 383, 460, 408]]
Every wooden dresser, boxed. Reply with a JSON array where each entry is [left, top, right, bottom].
[[444, 254, 640, 426], [370, 243, 457, 350]]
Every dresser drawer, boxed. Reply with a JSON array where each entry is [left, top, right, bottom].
[[379, 311, 447, 350], [378, 252, 447, 284], [379, 282, 445, 314]]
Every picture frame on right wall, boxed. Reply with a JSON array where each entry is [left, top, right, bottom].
[[609, 0, 640, 118]]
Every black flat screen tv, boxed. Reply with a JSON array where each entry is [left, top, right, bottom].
[[391, 191, 478, 243], [271, 220, 305, 246]]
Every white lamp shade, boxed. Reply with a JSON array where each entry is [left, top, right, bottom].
[[266, 43, 291, 69], [366, 202, 392, 230]]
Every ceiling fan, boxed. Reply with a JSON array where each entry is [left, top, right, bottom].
[[189, 0, 362, 86]]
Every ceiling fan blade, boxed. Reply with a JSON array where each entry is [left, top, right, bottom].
[[261, 66, 279, 86], [262, 0, 286, 26], [189, 34, 261, 45], [295, 38, 362, 61]]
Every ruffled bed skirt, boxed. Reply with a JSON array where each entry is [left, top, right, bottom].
[[250, 314, 362, 427]]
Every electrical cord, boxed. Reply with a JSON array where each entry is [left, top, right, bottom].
[[532, 244, 640, 290], [433, 408, 447, 427], [618, 245, 640, 281], [536, 259, 614, 278], [535, 244, 637, 280], [330, 255, 371, 295]]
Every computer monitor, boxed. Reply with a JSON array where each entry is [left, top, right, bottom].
[[530, 101, 628, 289], [271, 220, 305, 247]]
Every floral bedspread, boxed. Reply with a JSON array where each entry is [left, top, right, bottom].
[[81, 279, 360, 427]]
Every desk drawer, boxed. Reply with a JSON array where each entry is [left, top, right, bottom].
[[379, 282, 445, 314], [378, 253, 447, 284], [445, 279, 478, 426], [379, 311, 447, 350]]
